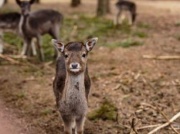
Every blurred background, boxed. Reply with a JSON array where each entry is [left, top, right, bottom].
[[0, 0, 180, 134]]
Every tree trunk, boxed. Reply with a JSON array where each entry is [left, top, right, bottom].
[[97, 0, 110, 16], [35, 0, 40, 4], [106, 0, 111, 13], [71, 0, 81, 7]]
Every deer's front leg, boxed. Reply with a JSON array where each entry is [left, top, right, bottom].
[[31, 39, 37, 56], [128, 11, 133, 26], [0, 43, 3, 54], [76, 116, 86, 134], [21, 38, 31, 56], [36, 36, 44, 61], [62, 115, 74, 134], [0, 31, 3, 54], [114, 9, 121, 26]]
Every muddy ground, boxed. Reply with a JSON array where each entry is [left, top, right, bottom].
[[0, 0, 180, 134]]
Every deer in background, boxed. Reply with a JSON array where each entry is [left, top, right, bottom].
[[52, 37, 98, 134], [0, 12, 21, 54], [114, 0, 137, 26], [16, 0, 63, 61]]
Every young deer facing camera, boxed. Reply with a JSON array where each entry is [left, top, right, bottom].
[[114, 0, 137, 26], [52, 37, 98, 134], [16, 0, 63, 61]]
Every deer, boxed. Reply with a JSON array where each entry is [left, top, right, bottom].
[[0, 12, 21, 54], [16, 0, 63, 61], [0, 12, 39, 55], [114, 0, 137, 26], [52, 37, 98, 134]]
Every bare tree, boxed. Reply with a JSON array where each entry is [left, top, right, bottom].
[[97, 0, 110, 16], [71, 0, 81, 7]]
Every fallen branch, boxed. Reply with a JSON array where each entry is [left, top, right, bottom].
[[8, 55, 27, 59], [137, 124, 161, 130], [131, 118, 139, 134], [0, 54, 20, 64], [141, 103, 180, 134], [143, 55, 180, 60], [159, 110, 180, 134], [148, 112, 180, 134]]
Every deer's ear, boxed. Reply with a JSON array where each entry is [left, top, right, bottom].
[[52, 39, 65, 53], [85, 37, 98, 52], [30, 0, 35, 4], [16, 0, 21, 5]]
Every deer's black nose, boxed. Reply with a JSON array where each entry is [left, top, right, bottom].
[[72, 63, 78, 69]]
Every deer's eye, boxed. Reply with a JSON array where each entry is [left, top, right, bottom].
[[64, 54, 68, 58], [82, 53, 86, 58]]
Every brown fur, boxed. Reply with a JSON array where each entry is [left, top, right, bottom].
[[52, 38, 97, 134]]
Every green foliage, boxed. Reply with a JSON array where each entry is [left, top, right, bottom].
[[105, 39, 143, 48], [40, 108, 53, 116], [88, 99, 117, 121], [119, 25, 131, 34], [137, 22, 151, 29], [42, 35, 54, 61], [3, 32, 22, 51], [133, 31, 148, 38], [120, 39, 143, 48], [62, 15, 115, 40]]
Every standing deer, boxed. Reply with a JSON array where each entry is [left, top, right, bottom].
[[16, 0, 63, 61], [114, 0, 137, 26], [0, 12, 21, 54], [52, 37, 98, 134]]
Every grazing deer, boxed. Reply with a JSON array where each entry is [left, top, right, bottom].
[[114, 0, 137, 26], [52, 37, 98, 134], [0, 12, 21, 54], [16, 0, 63, 61]]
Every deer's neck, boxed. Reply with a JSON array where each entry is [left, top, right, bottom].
[[62, 72, 86, 101], [19, 14, 29, 36]]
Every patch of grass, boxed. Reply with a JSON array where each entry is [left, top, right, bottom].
[[42, 35, 55, 61], [76, 16, 115, 37], [40, 108, 53, 116], [62, 15, 120, 41], [4, 32, 55, 61], [22, 65, 44, 77], [133, 31, 148, 38], [3, 32, 22, 51], [175, 22, 180, 27], [0, 9, 18, 13], [15, 92, 26, 99], [105, 39, 143, 48], [117, 39, 143, 48], [137, 22, 151, 29], [7, 91, 26, 102], [118, 21, 132, 34], [88, 99, 118, 121], [174, 34, 180, 41]]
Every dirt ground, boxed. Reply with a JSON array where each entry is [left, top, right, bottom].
[[0, 0, 180, 134], [0, 100, 26, 134]]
